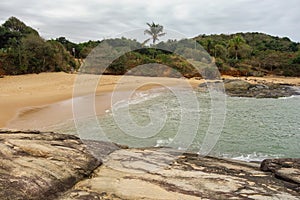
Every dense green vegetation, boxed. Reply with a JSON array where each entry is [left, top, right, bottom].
[[1, 17, 300, 77], [80, 38, 212, 78], [0, 17, 101, 75], [55, 37, 100, 59], [195, 33, 300, 76], [104, 47, 202, 78], [0, 17, 77, 75]]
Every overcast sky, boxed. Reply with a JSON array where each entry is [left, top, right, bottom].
[[0, 0, 299, 43]]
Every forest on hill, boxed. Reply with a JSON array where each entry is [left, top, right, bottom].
[[1, 17, 300, 77], [0, 17, 99, 75], [195, 33, 300, 76], [0, 17, 76, 75]]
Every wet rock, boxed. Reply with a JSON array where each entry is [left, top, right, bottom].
[[199, 79, 300, 98], [261, 158, 300, 192], [59, 148, 300, 200], [81, 140, 123, 162], [0, 130, 101, 200], [224, 79, 252, 91]]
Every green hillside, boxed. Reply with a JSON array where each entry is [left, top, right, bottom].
[[0, 17, 77, 75], [1, 17, 300, 77], [195, 33, 300, 76]]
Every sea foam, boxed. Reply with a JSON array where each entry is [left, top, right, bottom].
[[111, 88, 165, 111]]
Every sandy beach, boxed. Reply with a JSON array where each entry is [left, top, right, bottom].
[[1, 72, 299, 130], [0, 72, 204, 129], [222, 75, 300, 86]]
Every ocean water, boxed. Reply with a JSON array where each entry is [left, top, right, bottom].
[[51, 88, 300, 162]]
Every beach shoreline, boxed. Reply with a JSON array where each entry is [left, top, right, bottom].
[[1, 72, 300, 130], [1, 72, 204, 129]]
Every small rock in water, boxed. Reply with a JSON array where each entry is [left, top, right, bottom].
[[199, 79, 299, 98]]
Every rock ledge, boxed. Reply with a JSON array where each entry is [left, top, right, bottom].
[[0, 130, 100, 200], [0, 131, 299, 200]]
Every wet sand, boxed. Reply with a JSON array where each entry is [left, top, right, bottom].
[[1, 72, 203, 130], [1, 72, 299, 130]]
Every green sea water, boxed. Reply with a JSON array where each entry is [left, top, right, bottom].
[[54, 89, 300, 162]]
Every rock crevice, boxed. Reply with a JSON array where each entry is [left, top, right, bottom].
[[0, 130, 101, 200], [0, 131, 299, 200]]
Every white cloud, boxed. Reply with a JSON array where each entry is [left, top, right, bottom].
[[0, 0, 299, 42]]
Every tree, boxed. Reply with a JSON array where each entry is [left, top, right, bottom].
[[3, 16, 38, 36], [0, 16, 78, 75], [20, 34, 52, 73], [0, 26, 13, 48], [143, 22, 166, 45], [47, 40, 77, 72], [205, 38, 214, 54], [228, 35, 246, 60], [214, 44, 227, 59], [56, 37, 78, 57], [292, 51, 300, 64]]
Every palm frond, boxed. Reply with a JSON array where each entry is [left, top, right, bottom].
[[144, 30, 153, 36], [158, 33, 166, 37], [144, 22, 166, 45], [142, 38, 151, 46]]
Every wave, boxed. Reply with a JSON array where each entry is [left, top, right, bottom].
[[223, 152, 283, 162], [111, 88, 166, 111], [16, 105, 48, 118], [154, 138, 174, 147], [278, 95, 298, 100]]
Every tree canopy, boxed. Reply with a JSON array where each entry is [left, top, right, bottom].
[[195, 33, 300, 76], [1, 17, 299, 77], [0, 17, 77, 75], [143, 22, 166, 45]]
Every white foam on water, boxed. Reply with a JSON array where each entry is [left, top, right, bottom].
[[112, 88, 166, 111], [154, 138, 173, 147], [278, 95, 297, 100], [227, 152, 283, 162]]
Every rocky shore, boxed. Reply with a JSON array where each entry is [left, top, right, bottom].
[[199, 78, 300, 98], [0, 130, 101, 200], [0, 131, 299, 199]]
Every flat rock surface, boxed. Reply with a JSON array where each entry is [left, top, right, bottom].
[[60, 148, 300, 200], [261, 158, 300, 192], [0, 130, 101, 200], [199, 79, 300, 98], [1, 131, 299, 200]]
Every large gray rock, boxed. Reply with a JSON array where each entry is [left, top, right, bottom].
[[1, 131, 299, 199], [0, 130, 101, 200], [261, 158, 300, 192], [224, 79, 252, 91], [59, 148, 300, 200], [199, 79, 300, 98]]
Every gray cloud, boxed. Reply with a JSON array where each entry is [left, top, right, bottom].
[[0, 0, 299, 42]]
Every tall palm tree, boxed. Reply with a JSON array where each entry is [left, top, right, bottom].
[[143, 22, 166, 46], [229, 35, 246, 60]]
